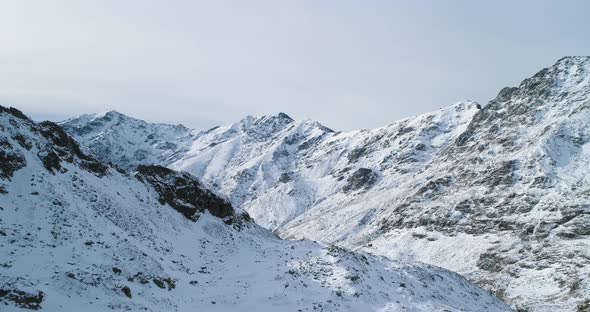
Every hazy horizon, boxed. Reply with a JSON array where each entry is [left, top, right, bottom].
[[1, 0, 589, 131]]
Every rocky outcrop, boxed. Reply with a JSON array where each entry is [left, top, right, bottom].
[[0, 106, 111, 179], [135, 165, 234, 220], [0, 287, 44, 310], [343, 168, 379, 192], [0, 139, 26, 180]]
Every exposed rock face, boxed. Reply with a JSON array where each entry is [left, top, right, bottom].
[[0, 109, 30, 181], [0, 107, 110, 182], [135, 165, 234, 220], [38, 121, 110, 176], [0, 287, 44, 310], [0, 140, 26, 180], [64, 56, 590, 311], [343, 168, 379, 192]]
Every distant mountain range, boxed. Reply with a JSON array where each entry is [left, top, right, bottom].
[[0, 106, 511, 311], [2, 56, 589, 311]]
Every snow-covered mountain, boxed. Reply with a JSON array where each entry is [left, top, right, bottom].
[[61, 111, 197, 170], [0, 106, 511, 311], [62, 56, 590, 311]]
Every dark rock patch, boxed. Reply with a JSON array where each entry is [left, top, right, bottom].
[[223, 213, 253, 231], [39, 121, 110, 176], [577, 299, 590, 312], [482, 160, 519, 188], [0, 106, 30, 121], [477, 251, 517, 273], [136, 165, 234, 220], [0, 288, 44, 310], [343, 168, 379, 192], [414, 177, 452, 197], [298, 136, 323, 151], [347, 147, 368, 163], [0, 140, 26, 180], [279, 172, 293, 183], [13, 134, 32, 150], [121, 286, 132, 299], [38, 150, 61, 173], [152, 279, 165, 289], [39, 121, 86, 161]]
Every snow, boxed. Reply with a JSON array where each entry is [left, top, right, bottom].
[[0, 107, 511, 311], [60, 56, 590, 311], [60, 110, 197, 170]]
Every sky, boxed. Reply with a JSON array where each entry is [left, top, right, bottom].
[[1, 0, 589, 131]]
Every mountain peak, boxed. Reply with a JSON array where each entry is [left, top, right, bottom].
[[548, 56, 590, 80], [276, 112, 293, 121], [486, 56, 590, 107], [257, 112, 295, 124], [555, 55, 590, 66], [0, 105, 30, 121], [232, 112, 295, 135], [94, 109, 129, 122], [449, 100, 481, 111]]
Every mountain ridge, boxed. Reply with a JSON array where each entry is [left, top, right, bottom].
[[0, 105, 512, 311], [60, 56, 590, 311]]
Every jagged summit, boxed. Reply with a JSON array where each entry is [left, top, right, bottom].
[[0, 106, 30, 121], [62, 109, 124, 124], [0, 105, 111, 182], [518, 56, 590, 97], [63, 110, 189, 133], [98, 109, 126, 118], [231, 112, 334, 141], [233, 112, 296, 138], [555, 55, 590, 65], [233, 112, 333, 135], [495, 56, 590, 104], [455, 56, 590, 150], [238, 112, 294, 124], [276, 112, 293, 120]]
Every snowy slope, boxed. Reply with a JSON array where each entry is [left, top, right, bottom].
[[63, 56, 590, 311], [0, 106, 511, 311]]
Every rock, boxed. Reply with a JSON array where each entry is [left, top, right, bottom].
[[343, 168, 379, 192], [0, 288, 45, 310], [121, 286, 132, 299], [279, 172, 293, 183], [135, 165, 234, 220], [0, 140, 26, 180]]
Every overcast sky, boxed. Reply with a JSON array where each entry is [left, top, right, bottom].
[[1, 0, 589, 130]]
